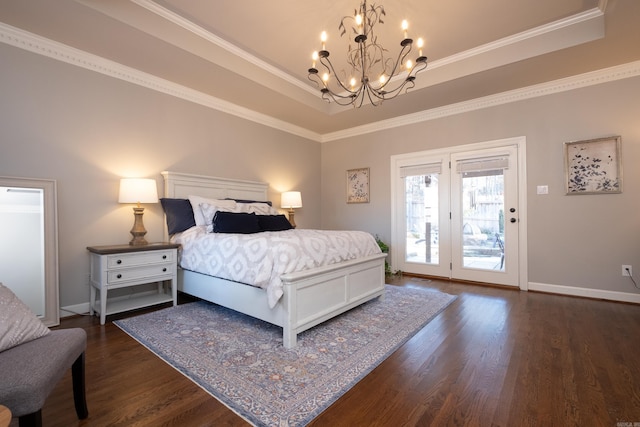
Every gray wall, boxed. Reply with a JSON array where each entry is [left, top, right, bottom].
[[321, 75, 640, 297], [0, 44, 321, 309]]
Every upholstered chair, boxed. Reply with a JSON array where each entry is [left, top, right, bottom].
[[0, 284, 88, 427]]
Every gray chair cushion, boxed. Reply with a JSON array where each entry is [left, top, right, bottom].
[[0, 328, 86, 416]]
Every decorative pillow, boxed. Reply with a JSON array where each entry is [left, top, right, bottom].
[[0, 283, 50, 353], [238, 202, 280, 216], [160, 198, 196, 234], [212, 211, 261, 234], [199, 202, 243, 232], [188, 195, 237, 226], [226, 198, 273, 206], [258, 214, 293, 231]]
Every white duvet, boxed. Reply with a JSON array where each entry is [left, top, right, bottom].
[[171, 226, 382, 308]]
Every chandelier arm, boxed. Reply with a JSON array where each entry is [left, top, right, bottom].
[[365, 82, 385, 106], [378, 42, 412, 92], [319, 55, 357, 95]]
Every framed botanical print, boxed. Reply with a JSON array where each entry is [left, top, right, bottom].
[[564, 136, 622, 195], [347, 167, 370, 203]]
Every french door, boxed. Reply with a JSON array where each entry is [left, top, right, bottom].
[[391, 140, 524, 287]]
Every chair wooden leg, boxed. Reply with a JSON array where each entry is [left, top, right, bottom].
[[18, 410, 42, 427], [71, 352, 89, 419]]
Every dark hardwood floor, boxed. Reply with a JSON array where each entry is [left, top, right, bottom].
[[11, 277, 640, 426]]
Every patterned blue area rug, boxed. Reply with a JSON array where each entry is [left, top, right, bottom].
[[114, 285, 456, 426]]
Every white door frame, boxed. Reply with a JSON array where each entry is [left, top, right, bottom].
[[390, 136, 528, 290]]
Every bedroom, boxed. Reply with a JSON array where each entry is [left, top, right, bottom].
[[0, 0, 639, 425]]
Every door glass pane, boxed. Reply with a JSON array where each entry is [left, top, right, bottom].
[[461, 170, 505, 271], [405, 174, 439, 265]]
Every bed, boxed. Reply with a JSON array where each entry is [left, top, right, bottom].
[[161, 171, 387, 348]]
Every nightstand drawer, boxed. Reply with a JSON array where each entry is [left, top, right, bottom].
[[107, 250, 174, 269], [107, 263, 174, 284]]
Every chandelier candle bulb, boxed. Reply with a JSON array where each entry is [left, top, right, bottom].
[[402, 19, 408, 38], [321, 31, 327, 50], [417, 38, 424, 57]]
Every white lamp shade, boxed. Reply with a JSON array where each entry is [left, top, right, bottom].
[[118, 178, 159, 204], [281, 191, 302, 209]]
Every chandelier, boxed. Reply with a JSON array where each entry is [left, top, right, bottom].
[[308, 0, 427, 107]]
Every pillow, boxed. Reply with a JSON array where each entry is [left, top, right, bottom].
[[188, 195, 237, 226], [238, 202, 280, 216], [258, 214, 293, 231], [226, 198, 273, 206], [0, 283, 50, 353], [160, 198, 196, 234], [212, 211, 261, 234], [200, 202, 242, 232]]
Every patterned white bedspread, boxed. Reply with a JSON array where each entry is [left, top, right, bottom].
[[171, 227, 382, 308]]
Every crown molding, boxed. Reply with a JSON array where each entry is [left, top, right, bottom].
[[320, 60, 640, 143], [1, 21, 638, 144], [0, 21, 321, 142]]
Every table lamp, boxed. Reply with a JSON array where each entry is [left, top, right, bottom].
[[281, 191, 302, 228], [118, 178, 158, 245]]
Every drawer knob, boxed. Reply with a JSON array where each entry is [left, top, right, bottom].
[[162, 268, 167, 272], [117, 274, 122, 279], [117, 259, 122, 264], [162, 255, 167, 259]]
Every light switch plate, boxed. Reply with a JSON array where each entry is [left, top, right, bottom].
[[537, 185, 549, 195]]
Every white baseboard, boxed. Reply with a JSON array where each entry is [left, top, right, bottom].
[[528, 282, 640, 304], [61, 283, 637, 318], [60, 302, 91, 318]]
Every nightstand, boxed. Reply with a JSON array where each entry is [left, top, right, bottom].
[[87, 243, 180, 324]]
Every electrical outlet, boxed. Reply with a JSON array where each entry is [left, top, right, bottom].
[[622, 265, 632, 277]]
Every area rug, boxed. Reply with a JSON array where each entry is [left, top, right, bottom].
[[114, 285, 456, 426]]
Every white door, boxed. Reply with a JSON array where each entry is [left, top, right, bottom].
[[450, 145, 519, 286], [391, 140, 523, 287], [394, 153, 451, 278]]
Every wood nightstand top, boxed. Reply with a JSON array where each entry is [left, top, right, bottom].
[[86, 242, 180, 255]]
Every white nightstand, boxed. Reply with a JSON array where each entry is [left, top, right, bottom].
[[87, 243, 180, 324]]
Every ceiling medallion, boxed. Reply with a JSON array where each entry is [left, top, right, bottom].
[[308, 0, 428, 107]]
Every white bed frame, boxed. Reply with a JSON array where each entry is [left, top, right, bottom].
[[162, 171, 386, 348]]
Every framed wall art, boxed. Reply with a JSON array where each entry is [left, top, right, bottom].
[[346, 167, 370, 203], [564, 136, 622, 195]]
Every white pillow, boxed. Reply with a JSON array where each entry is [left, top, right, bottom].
[[188, 195, 237, 226], [199, 202, 242, 232], [0, 283, 50, 353], [238, 202, 280, 216]]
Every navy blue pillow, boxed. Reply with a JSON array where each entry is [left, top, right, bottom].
[[212, 211, 261, 234], [258, 214, 293, 231], [160, 198, 196, 234]]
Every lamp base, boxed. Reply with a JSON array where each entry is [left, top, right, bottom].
[[129, 207, 149, 246], [287, 209, 297, 229]]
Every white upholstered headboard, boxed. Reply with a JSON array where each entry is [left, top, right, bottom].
[[161, 171, 269, 201]]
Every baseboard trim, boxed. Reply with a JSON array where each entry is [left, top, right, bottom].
[[528, 282, 640, 304]]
